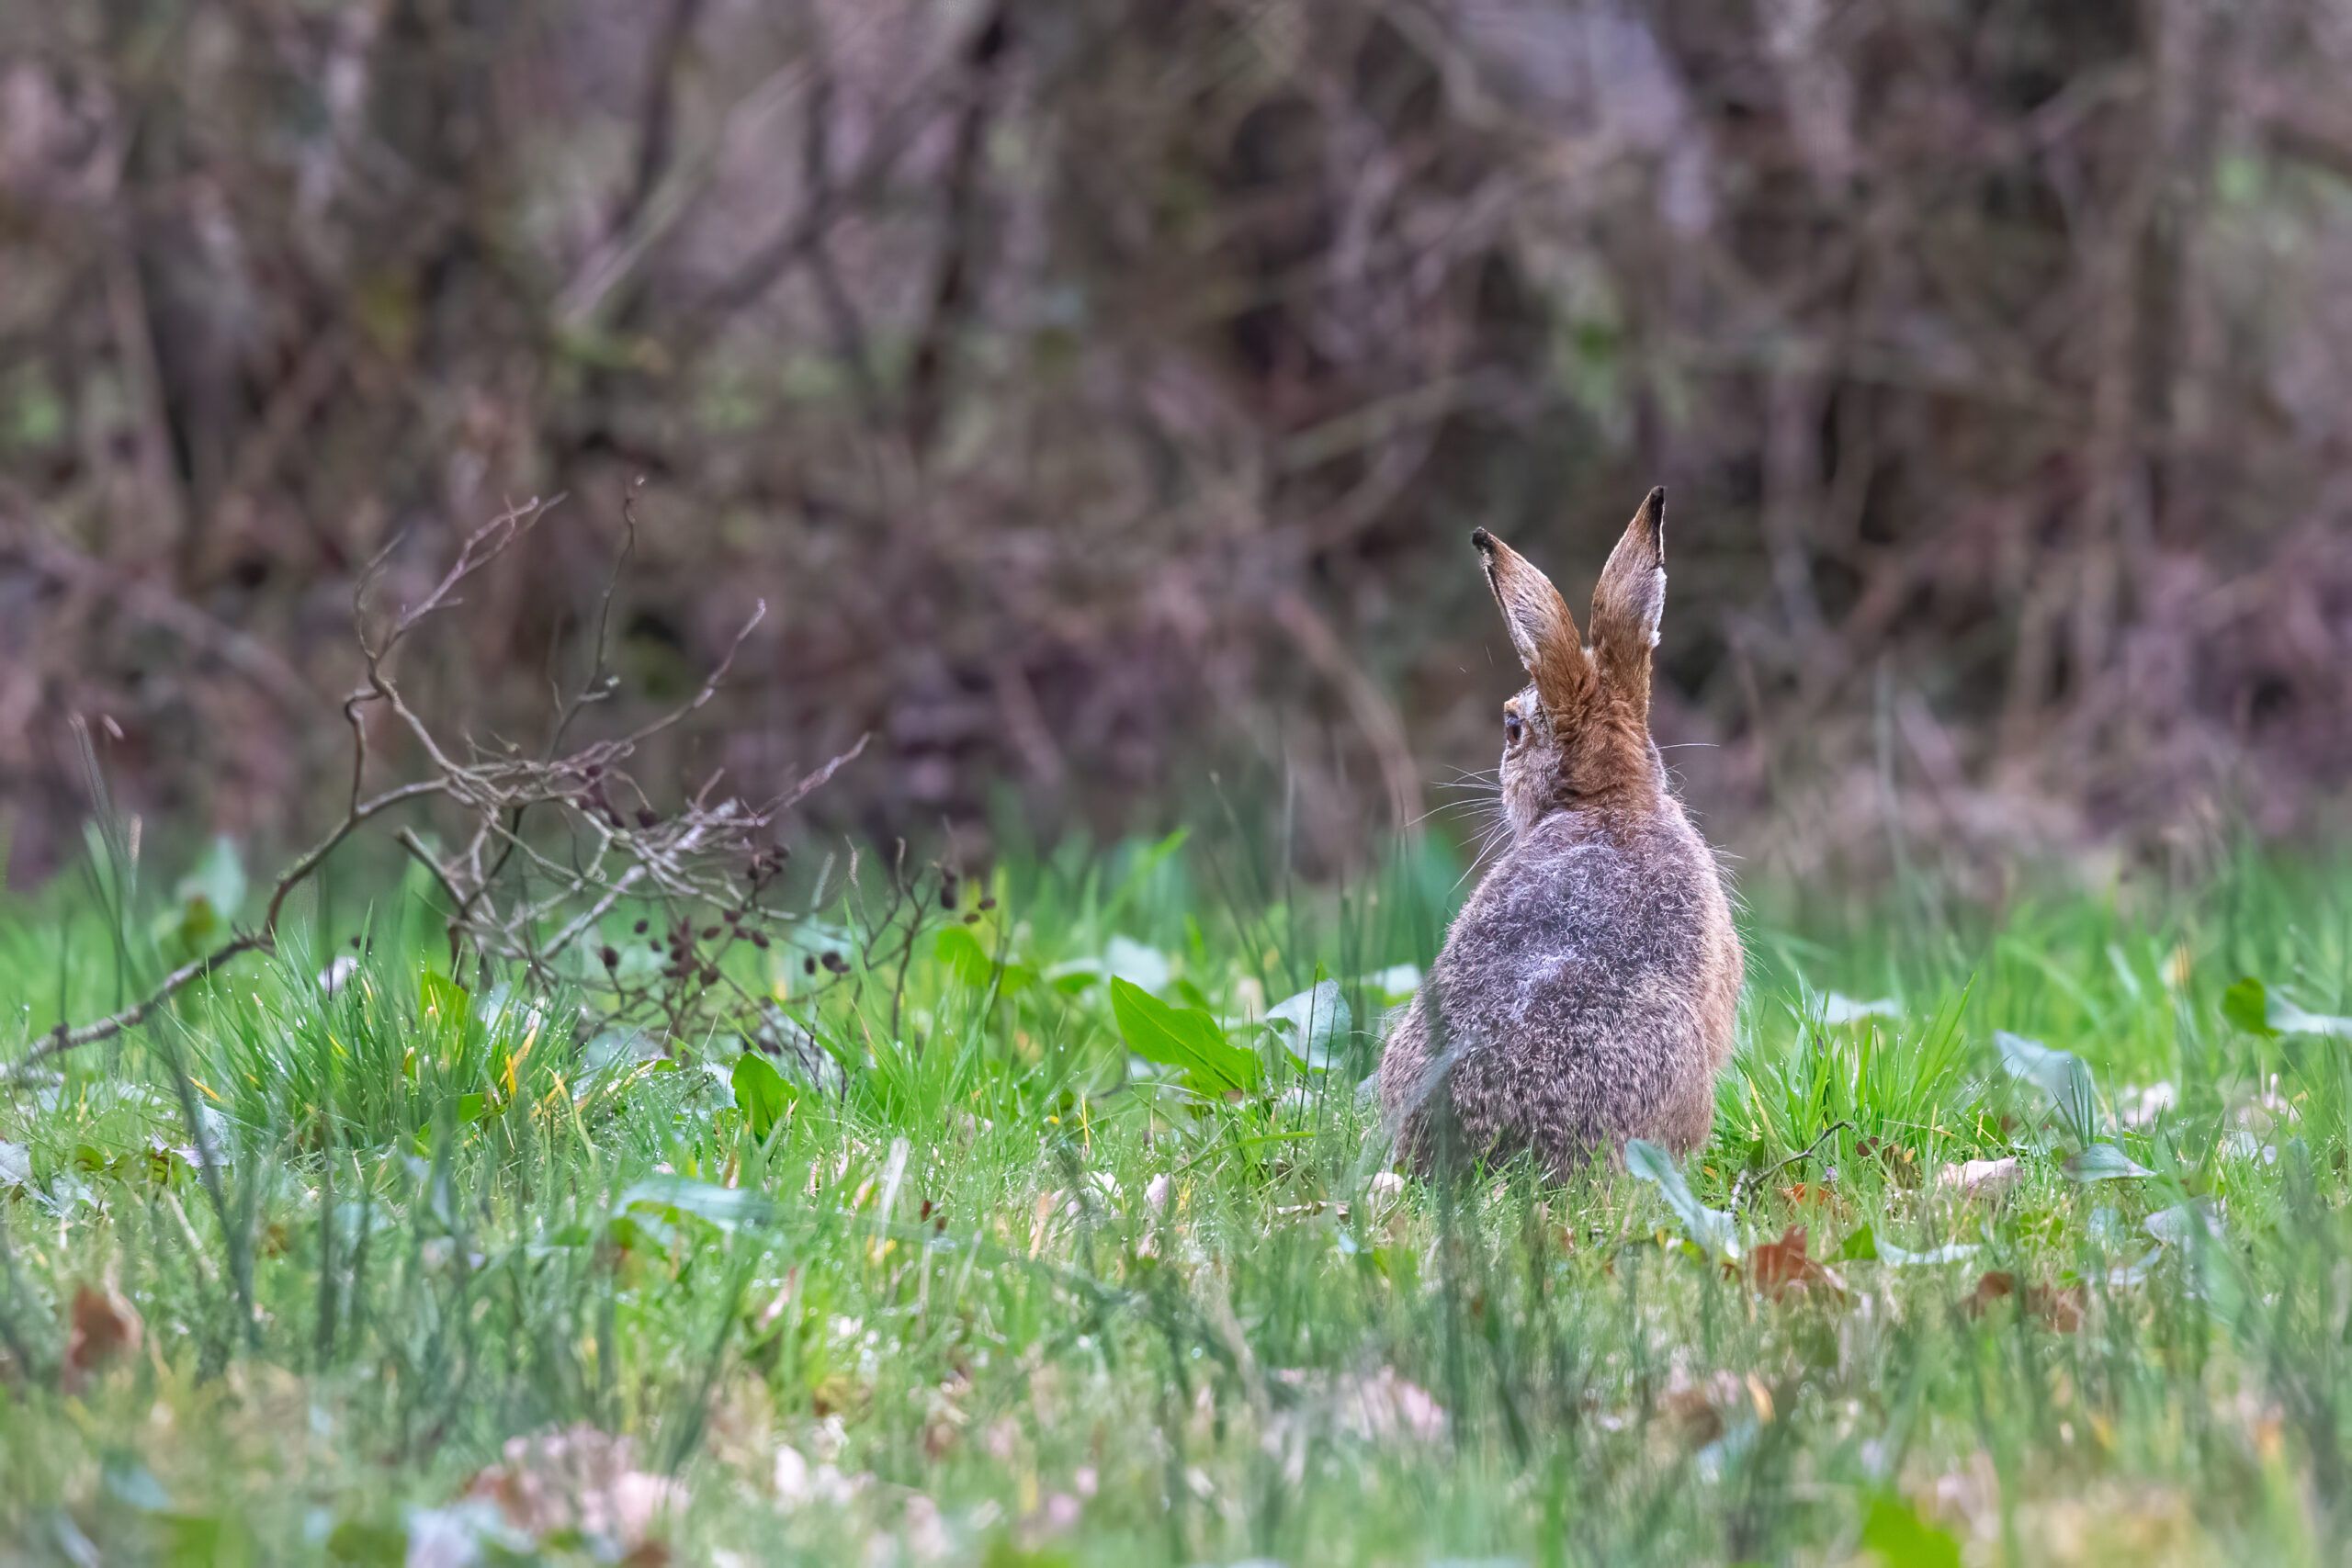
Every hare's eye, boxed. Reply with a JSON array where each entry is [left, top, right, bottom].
[[1503, 710, 1524, 747]]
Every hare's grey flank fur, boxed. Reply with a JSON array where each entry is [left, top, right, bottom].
[[1377, 488, 1742, 1177]]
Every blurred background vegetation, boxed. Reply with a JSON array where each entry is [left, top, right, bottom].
[[3, 0, 2349, 891]]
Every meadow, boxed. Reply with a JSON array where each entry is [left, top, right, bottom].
[[1, 831, 2348, 1566]]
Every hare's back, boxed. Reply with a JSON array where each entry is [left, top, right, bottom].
[[1432, 818, 1725, 1156], [1455, 818, 1720, 1007]]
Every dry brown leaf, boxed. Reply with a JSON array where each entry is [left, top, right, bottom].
[[1654, 1368, 1774, 1449], [1657, 1376, 1727, 1447], [464, 1424, 683, 1556], [64, 1281, 141, 1389], [1749, 1225, 1847, 1302], [1965, 1270, 2085, 1332]]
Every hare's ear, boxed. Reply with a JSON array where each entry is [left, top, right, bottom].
[[1472, 528, 1591, 714], [1589, 486, 1668, 714]]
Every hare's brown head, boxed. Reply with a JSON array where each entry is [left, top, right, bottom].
[[1474, 487, 1669, 839]]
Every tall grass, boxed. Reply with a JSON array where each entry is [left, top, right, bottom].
[[0, 837, 2346, 1563]]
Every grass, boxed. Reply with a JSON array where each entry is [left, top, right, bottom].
[[2, 829, 2349, 1565]]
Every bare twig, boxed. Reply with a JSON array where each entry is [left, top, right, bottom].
[[1729, 1122, 1852, 1212], [6, 778, 446, 1082], [10, 494, 865, 1083]]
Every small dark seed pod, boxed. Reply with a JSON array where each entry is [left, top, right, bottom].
[[752, 931, 771, 950], [637, 808, 659, 829], [803, 955, 817, 975], [633, 918, 650, 934], [600, 945, 619, 970]]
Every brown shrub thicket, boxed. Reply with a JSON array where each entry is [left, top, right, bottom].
[[3, 0, 2349, 887]]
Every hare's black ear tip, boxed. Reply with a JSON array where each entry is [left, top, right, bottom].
[[1470, 527, 1496, 554], [1637, 486, 1668, 556]]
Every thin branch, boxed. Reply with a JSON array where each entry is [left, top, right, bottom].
[[7, 779, 447, 1081], [1729, 1121, 1851, 1212]]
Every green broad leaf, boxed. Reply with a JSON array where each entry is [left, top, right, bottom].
[[1840, 1225, 1981, 1268], [2224, 976, 2352, 1041], [1262, 978, 1351, 1071], [153, 896, 222, 959], [454, 1092, 488, 1125], [2061, 1143, 2152, 1181], [1860, 1491, 1962, 1568], [1995, 1031, 2101, 1142], [1623, 1138, 1740, 1262], [419, 970, 471, 1032], [616, 1175, 770, 1233], [1109, 976, 1260, 1098], [2222, 977, 2275, 1037], [1043, 961, 1102, 995], [1834, 1224, 1880, 1262], [731, 1052, 799, 1140], [933, 925, 1034, 992]]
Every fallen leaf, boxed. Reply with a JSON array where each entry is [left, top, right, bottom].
[[1936, 1156, 2020, 1201], [1261, 978, 1351, 1071], [2061, 1143, 2152, 1182], [1965, 1270, 2083, 1332], [2145, 1200, 2225, 1247], [2116, 1081, 2177, 1130], [1650, 1368, 1774, 1450], [465, 1425, 682, 1557], [1749, 1225, 1847, 1302], [1996, 1032, 2102, 1142], [64, 1282, 141, 1388]]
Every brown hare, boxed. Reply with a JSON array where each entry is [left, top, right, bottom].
[[1377, 488, 1742, 1177]]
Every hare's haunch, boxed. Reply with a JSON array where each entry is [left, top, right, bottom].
[[1377, 489, 1743, 1176]]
